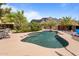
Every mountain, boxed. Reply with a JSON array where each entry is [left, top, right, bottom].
[[31, 17, 61, 23]]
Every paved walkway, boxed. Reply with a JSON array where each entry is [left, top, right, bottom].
[[0, 31, 79, 56]]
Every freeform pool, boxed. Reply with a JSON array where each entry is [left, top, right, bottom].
[[21, 31, 69, 48]]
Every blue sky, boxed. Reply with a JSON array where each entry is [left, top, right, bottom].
[[1, 3, 79, 21]]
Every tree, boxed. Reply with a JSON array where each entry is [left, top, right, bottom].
[[1, 9, 30, 32], [59, 16, 79, 31], [77, 20, 79, 25], [40, 21, 48, 29], [0, 3, 6, 23], [40, 20, 57, 29], [60, 16, 73, 26], [0, 3, 6, 8], [30, 22, 41, 31], [46, 20, 57, 29], [0, 7, 12, 23], [9, 10, 30, 32]]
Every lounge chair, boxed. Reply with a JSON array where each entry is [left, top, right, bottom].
[[72, 32, 79, 37], [72, 29, 79, 37], [0, 31, 4, 39], [0, 28, 11, 39], [0, 28, 10, 38], [3, 28, 10, 38]]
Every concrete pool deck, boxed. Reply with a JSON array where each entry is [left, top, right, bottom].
[[0, 31, 79, 56]]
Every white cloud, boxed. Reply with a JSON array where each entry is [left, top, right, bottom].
[[24, 11, 42, 22], [1, 5, 10, 8], [1, 4, 42, 22], [1, 4, 17, 12]]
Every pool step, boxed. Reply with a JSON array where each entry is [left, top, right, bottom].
[[55, 51, 63, 56]]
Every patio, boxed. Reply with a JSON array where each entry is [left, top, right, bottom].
[[0, 31, 79, 56]]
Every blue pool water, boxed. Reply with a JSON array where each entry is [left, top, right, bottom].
[[21, 31, 68, 48]]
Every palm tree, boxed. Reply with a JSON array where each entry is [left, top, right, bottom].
[[1, 9, 29, 32], [3, 8, 11, 14], [1, 8, 12, 23], [40, 21, 48, 29], [60, 16, 78, 31], [0, 3, 6, 8], [47, 20, 57, 29], [60, 16, 73, 26], [77, 20, 79, 25], [0, 3, 6, 23], [12, 10, 29, 32], [40, 20, 57, 30]]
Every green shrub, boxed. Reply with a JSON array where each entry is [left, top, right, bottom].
[[30, 22, 42, 31]]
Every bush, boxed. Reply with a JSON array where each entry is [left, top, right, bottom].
[[30, 22, 42, 31]]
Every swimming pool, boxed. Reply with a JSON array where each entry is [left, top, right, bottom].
[[21, 31, 69, 48]]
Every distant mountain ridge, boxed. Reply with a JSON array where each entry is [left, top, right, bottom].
[[31, 17, 61, 23]]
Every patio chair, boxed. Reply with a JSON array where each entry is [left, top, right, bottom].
[[71, 29, 79, 37], [76, 29, 79, 33], [72, 32, 79, 37], [0, 31, 4, 39], [3, 28, 10, 38]]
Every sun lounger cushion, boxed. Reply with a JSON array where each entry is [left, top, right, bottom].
[[76, 29, 79, 34]]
